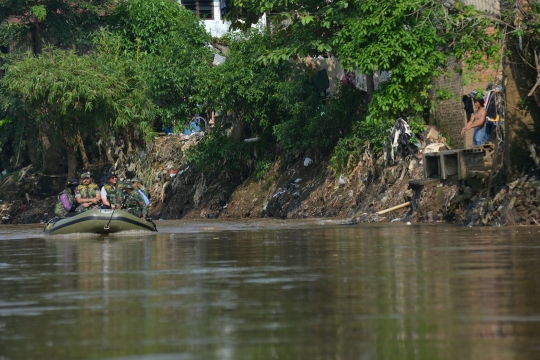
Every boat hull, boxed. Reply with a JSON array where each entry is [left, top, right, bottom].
[[44, 209, 157, 235]]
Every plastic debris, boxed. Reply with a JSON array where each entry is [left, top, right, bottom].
[[424, 143, 448, 154], [294, 178, 302, 183], [244, 137, 260, 143], [304, 157, 313, 166], [213, 54, 226, 65], [338, 174, 346, 186]]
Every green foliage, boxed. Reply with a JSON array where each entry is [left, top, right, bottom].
[[226, 0, 501, 171], [329, 116, 426, 174], [185, 29, 297, 173], [185, 130, 269, 173], [197, 29, 292, 132], [1, 47, 156, 143], [255, 154, 274, 180], [108, 0, 213, 125], [0, 0, 113, 49], [273, 82, 364, 154]]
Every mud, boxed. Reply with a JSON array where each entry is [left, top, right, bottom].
[[2, 135, 539, 226]]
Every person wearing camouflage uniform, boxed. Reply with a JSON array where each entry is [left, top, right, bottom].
[[132, 178, 150, 206], [75, 171, 101, 213], [54, 178, 79, 217], [121, 180, 148, 221], [100, 171, 123, 209]]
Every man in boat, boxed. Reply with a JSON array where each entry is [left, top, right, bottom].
[[53, 178, 79, 217], [75, 171, 101, 213], [132, 178, 150, 206], [121, 180, 148, 222], [101, 171, 123, 209]]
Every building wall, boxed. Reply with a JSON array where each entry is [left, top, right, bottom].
[[462, 0, 500, 14], [431, 56, 467, 148], [203, 1, 230, 37]]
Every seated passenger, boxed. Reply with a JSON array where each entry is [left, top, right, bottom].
[[121, 180, 148, 222], [132, 178, 150, 206], [75, 171, 101, 213], [101, 171, 123, 209], [54, 178, 79, 217]]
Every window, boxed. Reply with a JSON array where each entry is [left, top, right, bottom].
[[182, 0, 214, 20]]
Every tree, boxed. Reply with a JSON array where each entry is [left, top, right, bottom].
[[0, 0, 113, 53], [187, 28, 365, 173], [1, 48, 155, 178], [226, 0, 501, 173], [227, 0, 499, 122], [108, 0, 213, 126]]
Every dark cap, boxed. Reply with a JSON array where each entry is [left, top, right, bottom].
[[67, 178, 79, 186], [80, 171, 92, 179], [106, 171, 117, 180]]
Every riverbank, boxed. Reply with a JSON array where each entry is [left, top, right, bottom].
[[1, 135, 539, 226]]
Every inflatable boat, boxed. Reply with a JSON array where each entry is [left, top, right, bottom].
[[43, 208, 157, 235]]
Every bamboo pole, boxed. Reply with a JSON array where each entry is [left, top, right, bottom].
[[376, 201, 411, 215]]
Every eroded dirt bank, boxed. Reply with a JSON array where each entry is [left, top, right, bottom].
[[1, 136, 539, 226]]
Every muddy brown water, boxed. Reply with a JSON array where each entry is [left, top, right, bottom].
[[1, 220, 540, 360]]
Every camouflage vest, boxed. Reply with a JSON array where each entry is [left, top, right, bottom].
[[103, 184, 123, 207], [75, 183, 99, 199], [123, 191, 148, 218], [54, 189, 75, 217]]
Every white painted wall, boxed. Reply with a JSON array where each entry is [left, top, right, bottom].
[[203, 1, 230, 37]]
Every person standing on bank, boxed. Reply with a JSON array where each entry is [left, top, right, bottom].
[[54, 178, 79, 217], [132, 178, 150, 206], [101, 171, 123, 209], [461, 98, 487, 146], [75, 171, 101, 213], [121, 180, 148, 222]]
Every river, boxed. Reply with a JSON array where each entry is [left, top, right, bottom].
[[1, 220, 540, 359]]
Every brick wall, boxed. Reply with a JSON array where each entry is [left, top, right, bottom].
[[431, 56, 466, 148]]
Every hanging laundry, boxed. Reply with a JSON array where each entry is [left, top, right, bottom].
[[462, 94, 474, 122]]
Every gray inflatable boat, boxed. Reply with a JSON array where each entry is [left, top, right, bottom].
[[44, 209, 157, 235]]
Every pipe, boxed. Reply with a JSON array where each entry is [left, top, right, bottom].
[[376, 201, 411, 215]]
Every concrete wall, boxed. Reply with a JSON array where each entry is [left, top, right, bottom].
[[462, 0, 500, 14], [301, 57, 343, 94]]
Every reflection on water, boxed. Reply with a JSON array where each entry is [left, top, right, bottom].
[[1, 222, 540, 359]]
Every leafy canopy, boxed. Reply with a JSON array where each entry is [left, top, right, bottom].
[[0, 0, 113, 49], [108, 0, 213, 124], [2, 47, 156, 140]]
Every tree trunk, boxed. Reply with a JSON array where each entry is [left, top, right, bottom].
[[230, 120, 245, 142], [40, 123, 65, 175], [503, 47, 540, 179], [77, 131, 90, 170], [106, 146, 115, 164], [66, 144, 77, 180], [32, 22, 42, 55], [125, 130, 133, 154], [366, 72, 375, 103]]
